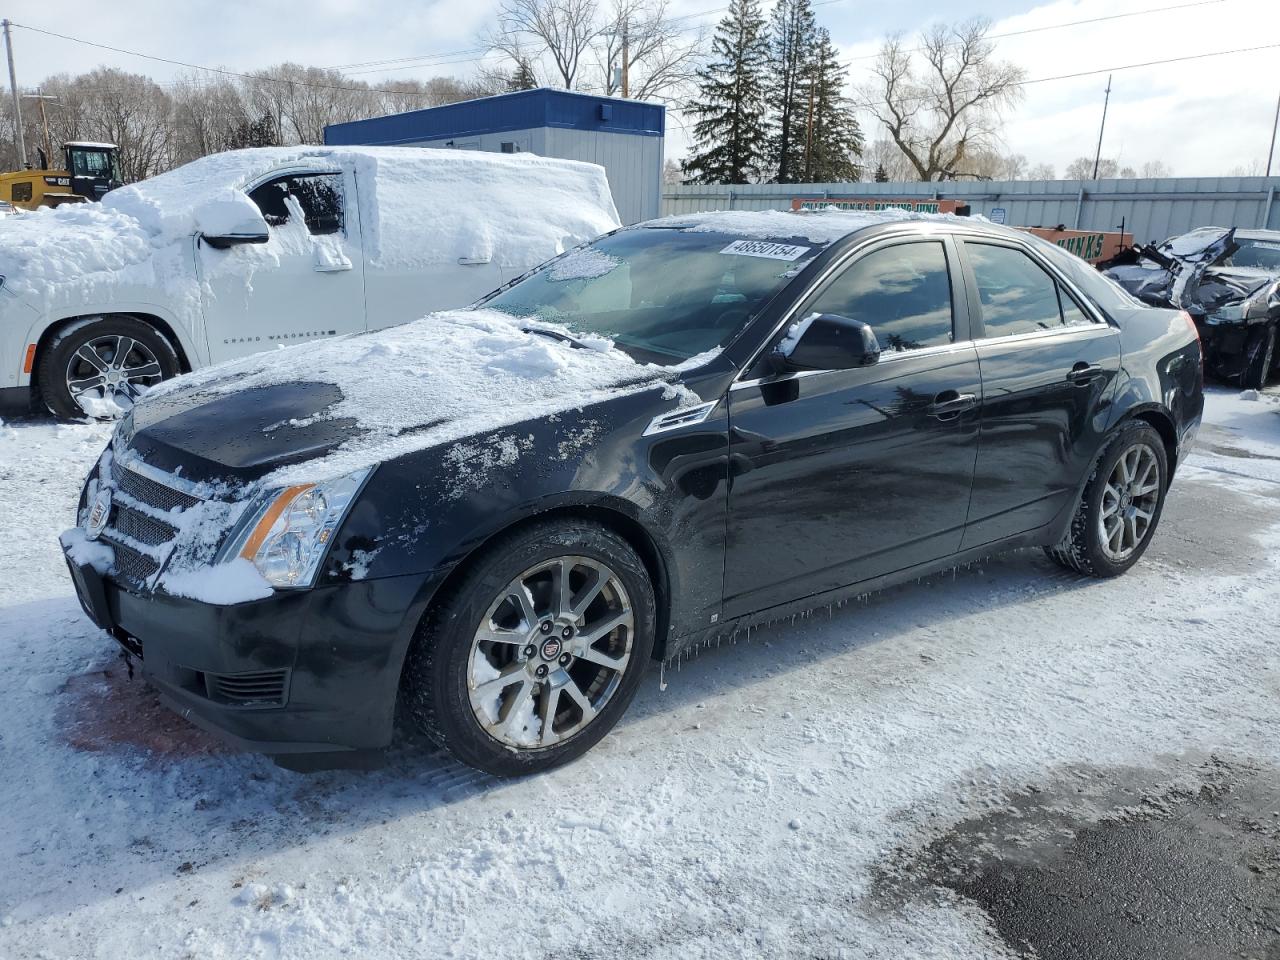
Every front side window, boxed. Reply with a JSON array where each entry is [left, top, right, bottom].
[[248, 173, 344, 236], [804, 241, 953, 353], [485, 228, 822, 365], [967, 243, 1066, 338]]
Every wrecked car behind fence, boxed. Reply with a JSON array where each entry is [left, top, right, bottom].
[[1102, 227, 1280, 389]]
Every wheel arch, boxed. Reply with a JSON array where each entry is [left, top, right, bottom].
[[417, 502, 673, 663], [1122, 405, 1179, 480], [30, 310, 194, 396]]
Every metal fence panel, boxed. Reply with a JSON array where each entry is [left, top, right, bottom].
[[662, 177, 1280, 244]]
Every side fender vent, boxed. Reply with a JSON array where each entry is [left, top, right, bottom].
[[643, 401, 717, 437]]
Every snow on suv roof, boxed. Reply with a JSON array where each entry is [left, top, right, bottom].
[[647, 207, 956, 245]]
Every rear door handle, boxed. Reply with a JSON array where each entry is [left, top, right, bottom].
[[927, 390, 978, 419], [1066, 362, 1104, 384]]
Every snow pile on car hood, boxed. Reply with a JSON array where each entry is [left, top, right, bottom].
[[141, 308, 697, 485]]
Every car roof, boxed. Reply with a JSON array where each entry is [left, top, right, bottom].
[[638, 208, 1020, 247]]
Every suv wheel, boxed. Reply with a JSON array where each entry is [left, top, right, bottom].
[[38, 316, 180, 419], [1046, 421, 1169, 578], [403, 520, 657, 776]]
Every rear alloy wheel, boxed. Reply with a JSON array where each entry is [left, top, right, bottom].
[[1046, 421, 1168, 577], [404, 520, 656, 776], [1241, 323, 1276, 391], [38, 316, 180, 419]]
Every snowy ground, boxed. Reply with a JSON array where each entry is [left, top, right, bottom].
[[1, 387, 1278, 960]]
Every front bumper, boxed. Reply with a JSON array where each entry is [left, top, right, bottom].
[[63, 538, 431, 755]]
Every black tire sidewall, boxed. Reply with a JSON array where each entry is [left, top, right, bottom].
[[410, 521, 657, 777], [39, 316, 180, 419], [1242, 324, 1276, 390], [1080, 424, 1169, 576]]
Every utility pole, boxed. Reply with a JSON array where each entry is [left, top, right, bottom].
[[3, 19, 26, 168], [1266, 84, 1279, 178], [803, 80, 815, 181], [1091, 73, 1112, 180], [23, 90, 57, 168], [620, 18, 629, 98]]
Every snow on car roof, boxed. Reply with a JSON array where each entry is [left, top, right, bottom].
[[646, 207, 955, 245]]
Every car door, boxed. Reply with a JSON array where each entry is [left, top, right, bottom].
[[196, 168, 366, 363], [721, 236, 982, 619], [956, 238, 1122, 549]]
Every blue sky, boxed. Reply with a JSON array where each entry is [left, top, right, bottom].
[[6, 0, 1277, 177]]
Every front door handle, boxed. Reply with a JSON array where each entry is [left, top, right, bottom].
[[1066, 362, 1104, 385], [927, 390, 978, 419]]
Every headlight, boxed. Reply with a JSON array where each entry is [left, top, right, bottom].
[[219, 468, 372, 588]]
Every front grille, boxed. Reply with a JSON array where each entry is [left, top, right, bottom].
[[205, 670, 289, 707], [113, 503, 178, 547], [111, 458, 202, 513], [102, 459, 205, 587], [103, 536, 161, 584]]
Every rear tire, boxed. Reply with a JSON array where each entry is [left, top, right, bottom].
[[1045, 421, 1169, 578], [1240, 323, 1276, 391], [402, 519, 657, 777], [38, 316, 180, 420]]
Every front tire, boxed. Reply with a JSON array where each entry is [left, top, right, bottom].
[[1241, 323, 1276, 391], [403, 519, 657, 777], [38, 316, 180, 420], [1046, 421, 1169, 578]]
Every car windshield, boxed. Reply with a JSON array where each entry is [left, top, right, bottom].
[[1228, 237, 1280, 271], [484, 228, 822, 364]]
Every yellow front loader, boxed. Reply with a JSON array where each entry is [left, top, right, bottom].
[[0, 141, 122, 210]]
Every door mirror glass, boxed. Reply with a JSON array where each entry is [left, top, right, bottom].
[[773, 313, 881, 371]]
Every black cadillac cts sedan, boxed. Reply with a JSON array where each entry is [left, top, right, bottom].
[[61, 210, 1204, 776]]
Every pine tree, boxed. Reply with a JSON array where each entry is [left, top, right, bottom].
[[765, 0, 817, 183], [682, 0, 771, 184], [799, 30, 863, 182], [507, 59, 538, 92], [874, 163, 889, 183]]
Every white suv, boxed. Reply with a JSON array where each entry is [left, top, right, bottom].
[[0, 146, 620, 418]]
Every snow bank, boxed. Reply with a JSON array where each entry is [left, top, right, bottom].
[[146, 308, 693, 485]]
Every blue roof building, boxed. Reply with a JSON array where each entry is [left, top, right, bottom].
[[325, 88, 666, 224]]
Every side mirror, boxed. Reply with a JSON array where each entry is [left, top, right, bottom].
[[772, 313, 881, 372], [201, 220, 270, 249]]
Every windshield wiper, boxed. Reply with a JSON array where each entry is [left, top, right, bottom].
[[521, 325, 595, 350]]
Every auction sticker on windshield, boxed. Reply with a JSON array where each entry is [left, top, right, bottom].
[[720, 240, 810, 261]]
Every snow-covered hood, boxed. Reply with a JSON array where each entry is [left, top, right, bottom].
[[124, 309, 691, 488]]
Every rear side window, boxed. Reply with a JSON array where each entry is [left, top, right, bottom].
[[806, 241, 953, 353], [248, 173, 344, 236], [966, 243, 1084, 338]]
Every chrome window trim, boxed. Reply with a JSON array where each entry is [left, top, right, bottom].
[[973, 322, 1116, 350], [730, 340, 979, 392]]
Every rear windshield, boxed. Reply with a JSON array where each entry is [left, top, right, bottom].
[[484, 228, 821, 364]]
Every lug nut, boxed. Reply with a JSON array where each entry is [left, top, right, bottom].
[[561, 625, 573, 639], [535, 664, 548, 678], [540, 621, 553, 634], [523, 644, 536, 658], [559, 653, 571, 666]]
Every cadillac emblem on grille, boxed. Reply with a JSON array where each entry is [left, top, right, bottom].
[[85, 487, 113, 541]]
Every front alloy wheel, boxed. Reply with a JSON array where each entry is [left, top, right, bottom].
[[404, 520, 656, 776], [468, 556, 635, 749]]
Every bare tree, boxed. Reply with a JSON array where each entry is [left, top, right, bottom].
[[1026, 161, 1056, 180], [863, 138, 915, 182], [593, 0, 704, 101], [486, 0, 600, 89], [864, 18, 1025, 181], [1139, 160, 1173, 178], [1065, 156, 1118, 179]]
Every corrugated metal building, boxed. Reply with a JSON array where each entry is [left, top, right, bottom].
[[662, 178, 1280, 245], [325, 88, 665, 225]]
